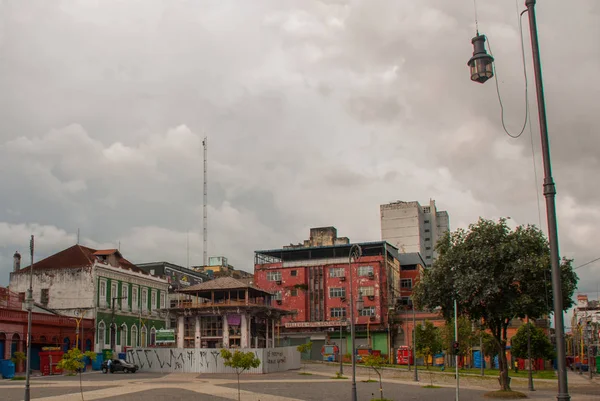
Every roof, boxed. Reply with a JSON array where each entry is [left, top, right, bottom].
[[179, 276, 267, 295], [17, 244, 149, 276], [397, 252, 427, 267], [255, 241, 398, 263]]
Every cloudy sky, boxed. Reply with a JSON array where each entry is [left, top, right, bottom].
[[0, 0, 598, 323]]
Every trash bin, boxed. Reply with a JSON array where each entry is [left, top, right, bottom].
[[1, 360, 15, 379], [596, 356, 600, 374]]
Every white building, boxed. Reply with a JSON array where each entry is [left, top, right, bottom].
[[380, 199, 450, 267], [9, 244, 169, 353]]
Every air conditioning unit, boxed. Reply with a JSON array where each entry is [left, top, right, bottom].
[[276, 280, 282, 285], [340, 297, 346, 302], [276, 300, 282, 305], [368, 295, 375, 301], [369, 316, 376, 321], [368, 273, 375, 279], [340, 276, 346, 281]]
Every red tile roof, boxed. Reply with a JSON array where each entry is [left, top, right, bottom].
[[16, 244, 149, 276]]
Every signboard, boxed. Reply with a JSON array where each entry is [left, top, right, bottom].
[[165, 267, 203, 289], [284, 321, 349, 328], [155, 329, 176, 344]]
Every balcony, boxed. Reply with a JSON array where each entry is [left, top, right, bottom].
[[173, 298, 269, 310]]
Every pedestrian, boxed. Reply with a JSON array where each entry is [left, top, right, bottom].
[[107, 358, 112, 373]]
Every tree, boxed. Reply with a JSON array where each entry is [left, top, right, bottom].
[[220, 349, 261, 401], [296, 342, 312, 374], [413, 218, 578, 391], [362, 354, 387, 400], [510, 323, 555, 366], [57, 348, 97, 375], [415, 321, 442, 369]]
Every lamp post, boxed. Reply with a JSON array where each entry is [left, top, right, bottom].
[[348, 244, 362, 401], [527, 321, 535, 391], [468, 1, 570, 399], [24, 235, 34, 401], [412, 300, 418, 382], [339, 318, 345, 375]]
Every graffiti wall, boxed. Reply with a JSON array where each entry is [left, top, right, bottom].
[[125, 346, 301, 374]]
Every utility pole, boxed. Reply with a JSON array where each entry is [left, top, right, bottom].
[[527, 320, 535, 391], [24, 235, 34, 401], [412, 300, 418, 381], [455, 299, 459, 401]]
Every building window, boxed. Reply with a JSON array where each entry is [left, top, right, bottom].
[[330, 307, 347, 319], [151, 290, 156, 311], [40, 288, 49, 306], [359, 286, 375, 296], [424, 220, 430, 223], [291, 270, 297, 277], [201, 316, 223, 337], [111, 282, 117, 304], [98, 321, 106, 345], [141, 326, 147, 347], [160, 291, 166, 309], [132, 287, 138, 311], [290, 289, 298, 297], [426, 255, 431, 259], [120, 323, 128, 347], [359, 306, 376, 316], [99, 280, 107, 308], [329, 287, 346, 298], [272, 291, 282, 301], [425, 238, 431, 242], [266, 271, 282, 281], [425, 247, 431, 250], [150, 327, 156, 346], [141, 289, 148, 312], [358, 266, 374, 277], [121, 284, 129, 310], [424, 229, 430, 233], [329, 267, 345, 278], [18, 292, 25, 302], [131, 326, 138, 348], [401, 279, 412, 289]]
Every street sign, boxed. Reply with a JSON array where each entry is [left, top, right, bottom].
[[155, 329, 175, 344]]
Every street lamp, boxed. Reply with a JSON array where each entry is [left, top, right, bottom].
[[468, 1, 570, 399], [24, 235, 34, 401], [467, 34, 494, 84], [348, 244, 362, 401]]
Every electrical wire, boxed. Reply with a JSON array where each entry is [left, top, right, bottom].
[[574, 256, 600, 270], [473, 0, 480, 34], [486, 9, 530, 139]]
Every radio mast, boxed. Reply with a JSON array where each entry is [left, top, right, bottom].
[[202, 137, 208, 267]]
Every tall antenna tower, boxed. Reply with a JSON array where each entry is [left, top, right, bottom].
[[202, 136, 208, 267]]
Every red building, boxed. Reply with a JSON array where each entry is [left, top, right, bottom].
[[254, 227, 401, 361], [0, 287, 94, 372]]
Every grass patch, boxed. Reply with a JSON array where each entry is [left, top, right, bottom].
[[370, 398, 393, 401], [484, 390, 527, 399], [422, 385, 442, 388], [331, 376, 348, 379], [362, 379, 377, 382], [11, 376, 26, 381], [298, 372, 313, 375], [423, 366, 556, 380]]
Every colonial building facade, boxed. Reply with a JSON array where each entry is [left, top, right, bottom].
[[9, 245, 168, 353]]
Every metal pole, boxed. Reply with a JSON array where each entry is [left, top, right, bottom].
[[340, 321, 344, 375], [588, 323, 593, 380], [455, 299, 459, 401], [524, 1, 569, 399], [412, 302, 418, 381], [349, 244, 361, 401], [24, 235, 34, 401], [480, 328, 484, 376], [528, 322, 535, 391]]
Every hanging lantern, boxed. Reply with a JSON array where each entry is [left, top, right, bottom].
[[467, 34, 494, 84]]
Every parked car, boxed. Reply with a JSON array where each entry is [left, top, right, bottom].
[[101, 359, 139, 374]]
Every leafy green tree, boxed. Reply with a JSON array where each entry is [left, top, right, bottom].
[[296, 342, 312, 373], [510, 323, 555, 366], [220, 349, 261, 401], [57, 348, 97, 374], [413, 218, 577, 390], [439, 317, 476, 363], [362, 354, 387, 400], [11, 351, 26, 367], [415, 321, 442, 369]]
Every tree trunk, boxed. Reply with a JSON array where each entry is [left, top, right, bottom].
[[497, 342, 510, 390], [378, 372, 384, 400]]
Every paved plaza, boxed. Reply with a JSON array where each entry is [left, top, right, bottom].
[[1, 364, 599, 401]]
